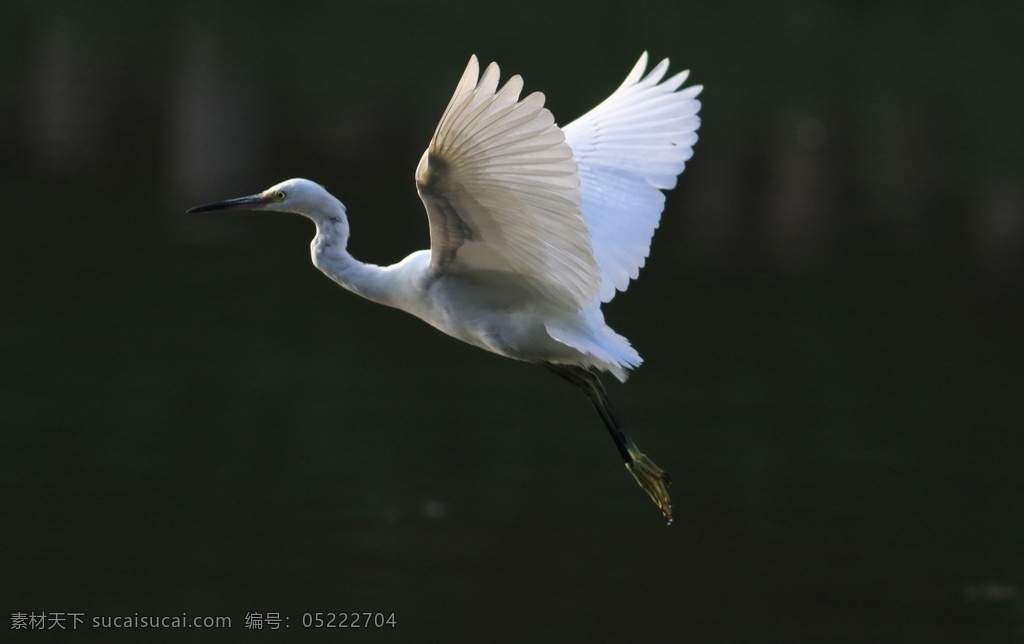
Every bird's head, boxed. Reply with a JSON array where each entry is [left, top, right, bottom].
[[187, 178, 344, 219]]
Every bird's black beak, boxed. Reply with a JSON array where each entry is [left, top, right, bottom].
[[186, 194, 271, 213]]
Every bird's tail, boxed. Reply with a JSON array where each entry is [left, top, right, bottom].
[[545, 307, 641, 382]]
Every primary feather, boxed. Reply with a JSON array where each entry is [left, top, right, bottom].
[[416, 56, 599, 312], [563, 52, 703, 302]]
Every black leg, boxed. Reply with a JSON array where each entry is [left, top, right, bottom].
[[544, 363, 673, 523]]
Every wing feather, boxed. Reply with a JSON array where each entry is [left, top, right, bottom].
[[416, 56, 598, 310], [563, 52, 703, 302]]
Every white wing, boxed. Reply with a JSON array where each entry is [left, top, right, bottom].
[[563, 52, 702, 303], [416, 56, 599, 310]]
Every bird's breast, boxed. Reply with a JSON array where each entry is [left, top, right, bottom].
[[414, 274, 578, 363]]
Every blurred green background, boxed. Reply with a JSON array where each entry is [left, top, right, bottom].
[[2, 1, 1022, 641]]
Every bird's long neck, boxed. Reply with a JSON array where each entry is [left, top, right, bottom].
[[308, 203, 402, 308]]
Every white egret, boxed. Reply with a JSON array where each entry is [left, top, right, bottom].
[[188, 53, 702, 523]]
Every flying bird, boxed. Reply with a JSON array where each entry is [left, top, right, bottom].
[[188, 53, 702, 522]]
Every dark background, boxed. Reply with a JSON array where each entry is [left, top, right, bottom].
[[2, 1, 1022, 641]]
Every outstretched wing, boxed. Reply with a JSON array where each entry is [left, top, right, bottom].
[[563, 52, 702, 303], [416, 56, 599, 311]]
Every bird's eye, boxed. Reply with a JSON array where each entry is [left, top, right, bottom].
[[274, 190, 286, 201]]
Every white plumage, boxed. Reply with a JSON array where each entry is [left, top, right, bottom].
[[564, 53, 702, 302], [188, 53, 702, 522], [412, 53, 702, 382]]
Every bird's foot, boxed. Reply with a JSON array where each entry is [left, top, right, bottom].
[[625, 446, 673, 524]]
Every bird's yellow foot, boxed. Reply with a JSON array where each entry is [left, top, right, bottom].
[[625, 447, 673, 524]]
